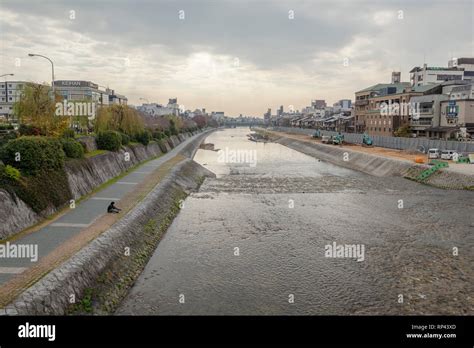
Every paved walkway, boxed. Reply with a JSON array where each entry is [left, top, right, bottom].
[[0, 134, 202, 286]]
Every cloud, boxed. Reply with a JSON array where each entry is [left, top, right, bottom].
[[0, 0, 472, 115]]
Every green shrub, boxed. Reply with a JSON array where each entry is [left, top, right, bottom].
[[96, 131, 122, 151], [135, 131, 151, 146], [3, 164, 21, 181], [152, 131, 164, 140], [1, 168, 72, 213], [0, 124, 14, 130], [120, 133, 130, 145], [61, 138, 84, 158], [61, 129, 76, 138], [164, 130, 171, 137], [0, 131, 17, 148], [0, 136, 65, 175], [18, 124, 43, 136]]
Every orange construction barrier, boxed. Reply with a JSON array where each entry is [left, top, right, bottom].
[[414, 157, 425, 164]]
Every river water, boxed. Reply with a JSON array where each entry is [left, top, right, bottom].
[[118, 128, 474, 315]]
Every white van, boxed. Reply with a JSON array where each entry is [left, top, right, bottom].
[[441, 150, 456, 160], [321, 135, 331, 144], [428, 148, 440, 159]]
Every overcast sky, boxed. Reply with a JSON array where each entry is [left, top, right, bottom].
[[1, 0, 473, 116]]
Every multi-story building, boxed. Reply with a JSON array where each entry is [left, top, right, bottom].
[[54, 80, 128, 107], [332, 99, 352, 112], [448, 57, 474, 81], [410, 64, 464, 86], [311, 99, 326, 109], [0, 81, 31, 121], [409, 94, 449, 137], [138, 98, 180, 117], [437, 98, 474, 139], [355, 77, 441, 136]]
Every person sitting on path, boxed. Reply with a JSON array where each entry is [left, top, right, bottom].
[[107, 201, 121, 214]]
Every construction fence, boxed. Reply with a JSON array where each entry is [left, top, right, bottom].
[[270, 127, 474, 153]]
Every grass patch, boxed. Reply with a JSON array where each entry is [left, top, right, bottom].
[[84, 149, 108, 158]]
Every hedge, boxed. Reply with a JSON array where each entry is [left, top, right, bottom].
[[61, 129, 76, 138], [0, 136, 65, 175], [0, 163, 21, 182], [120, 133, 130, 146], [96, 131, 122, 151], [135, 131, 151, 146], [61, 138, 84, 158]]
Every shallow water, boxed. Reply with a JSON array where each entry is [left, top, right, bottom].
[[118, 128, 474, 315]]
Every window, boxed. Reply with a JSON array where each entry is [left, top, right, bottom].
[[8, 97, 12, 101], [8, 90, 12, 94], [8, 84, 12, 88]]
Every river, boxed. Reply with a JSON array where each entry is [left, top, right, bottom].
[[117, 128, 473, 315]]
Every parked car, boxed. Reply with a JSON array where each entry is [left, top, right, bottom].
[[441, 150, 456, 160], [428, 148, 440, 159], [321, 135, 331, 144]]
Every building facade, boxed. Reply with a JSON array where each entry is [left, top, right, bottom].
[[0, 81, 29, 121]]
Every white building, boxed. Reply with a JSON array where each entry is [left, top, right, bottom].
[[54, 80, 127, 106], [0, 81, 30, 120], [410, 64, 464, 87], [138, 98, 180, 117], [448, 57, 474, 81]]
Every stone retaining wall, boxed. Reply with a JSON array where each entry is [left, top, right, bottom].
[[0, 131, 201, 240], [2, 159, 215, 315]]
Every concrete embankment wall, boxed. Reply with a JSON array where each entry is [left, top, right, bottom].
[[273, 135, 415, 177], [270, 132, 474, 189], [4, 158, 215, 315], [0, 131, 198, 240]]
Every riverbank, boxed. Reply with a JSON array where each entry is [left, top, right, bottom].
[[0, 132, 201, 240], [1, 132, 215, 314], [259, 129, 474, 190]]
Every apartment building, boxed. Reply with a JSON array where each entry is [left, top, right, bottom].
[[410, 64, 464, 87], [54, 80, 127, 106], [355, 80, 441, 136], [0, 81, 37, 121]]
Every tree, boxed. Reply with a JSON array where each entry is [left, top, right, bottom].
[[192, 115, 207, 128], [94, 104, 144, 136], [394, 124, 411, 137], [13, 83, 69, 137]]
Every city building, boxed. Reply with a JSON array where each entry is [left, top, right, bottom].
[[0, 80, 33, 121], [138, 98, 180, 117], [409, 64, 464, 87], [355, 76, 440, 136], [437, 98, 474, 139], [391, 71, 401, 84], [448, 57, 474, 81], [311, 99, 326, 109], [409, 94, 449, 137], [54, 80, 127, 107]]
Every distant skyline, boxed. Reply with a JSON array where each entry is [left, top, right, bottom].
[[1, 0, 473, 116]]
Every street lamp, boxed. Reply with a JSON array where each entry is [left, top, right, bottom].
[[0, 73, 14, 78], [28, 53, 55, 100]]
